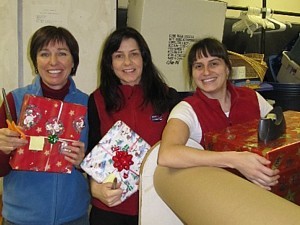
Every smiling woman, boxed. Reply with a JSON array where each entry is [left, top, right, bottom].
[[111, 38, 143, 86], [158, 37, 280, 192], [86, 27, 180, 225], [0, 25, 90, 225], [35, 41, 74, 90], [29, 26, 79, 91]]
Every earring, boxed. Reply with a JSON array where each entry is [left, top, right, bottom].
[[35, 69, 38, 74]]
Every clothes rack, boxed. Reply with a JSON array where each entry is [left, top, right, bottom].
[[227, 3, 300, 54], [226, 6, 300, 17]]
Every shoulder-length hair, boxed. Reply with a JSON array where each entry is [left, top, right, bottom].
[[30, 25, 79, 76], [100, 26, 170, 114], [187, 37, 232, 86]]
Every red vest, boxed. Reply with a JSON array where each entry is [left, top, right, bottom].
[[184, 83, 260, 146], [92, 85, 169, 215]]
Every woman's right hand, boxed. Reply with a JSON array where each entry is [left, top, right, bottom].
[[232, 151, 280, 190], [0, 128, 28, 154], [90, 178, 123, 207]]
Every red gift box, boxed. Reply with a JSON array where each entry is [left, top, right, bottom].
[[271, 168, 300, 204], [9, 94, 87, 174], [204, 111, 300, 205]]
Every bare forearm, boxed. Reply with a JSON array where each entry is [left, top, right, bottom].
[[158, 142, 235, 169]]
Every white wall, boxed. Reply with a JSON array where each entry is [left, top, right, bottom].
[[0, 0, 117, 95]]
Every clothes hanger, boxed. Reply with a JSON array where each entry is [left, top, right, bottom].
[[232, 7, 266, 37], [247, 7, 266, 28], [232, 11, 254, 33], [232, 12, 258, 36], [265, 8, 287, 33]]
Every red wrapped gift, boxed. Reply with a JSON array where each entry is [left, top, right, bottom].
[[204, 111, 300, 205], [9, 94, 87, 174], [271, 168, 300, 204]]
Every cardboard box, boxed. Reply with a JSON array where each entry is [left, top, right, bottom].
[[10, 95, 87, 174], [204, 111, 300, 205], [81, 120, 151, 202], [277, 51, 300, 84], [127, 0, 227, 91]]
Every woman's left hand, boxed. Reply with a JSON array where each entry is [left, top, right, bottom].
[[62, 141, 85, 167]]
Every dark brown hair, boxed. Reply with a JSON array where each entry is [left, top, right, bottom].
[[187, 37, 232, 86], [30, 25, 79, 76]]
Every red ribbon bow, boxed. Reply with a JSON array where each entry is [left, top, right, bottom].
[[112, 150, 134, 172]]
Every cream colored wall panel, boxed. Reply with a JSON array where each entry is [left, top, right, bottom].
[[118, 0, 128, 8], [21, 0, 116, 95], [0, 0, 19, 94], [1, 0, 116, 96]]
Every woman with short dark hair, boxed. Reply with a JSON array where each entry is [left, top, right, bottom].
[[0, 25, 90, 225]]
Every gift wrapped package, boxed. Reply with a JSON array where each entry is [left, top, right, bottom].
[[80, 120, 151, 202], [204, 111, 300, 205], [10, 94, 87, 174]]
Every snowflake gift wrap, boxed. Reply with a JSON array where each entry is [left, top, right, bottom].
[[9, 94, 87, 174], [80, 120, 151, 201]]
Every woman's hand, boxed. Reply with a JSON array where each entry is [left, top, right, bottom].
[[233, 151, 280, 190], [90, 178, 123, 207], [62, 141, 86, 167], [0, 128, 28, 154]]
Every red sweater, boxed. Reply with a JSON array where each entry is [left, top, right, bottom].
[[88, 85, 171, 215], [184, 82, 260, 146]]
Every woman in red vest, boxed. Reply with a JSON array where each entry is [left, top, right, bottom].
[[158, 37, 279, 190], [87, 27, 179, 225]]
